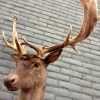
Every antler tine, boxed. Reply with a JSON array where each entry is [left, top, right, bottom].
[[13, 16, 26, 56], [23, 37, 41, 54], [2, 16, 26, 56], [2, 32, 16, 51], [2, 16, 17, 51], [12, 16, 17, 45]]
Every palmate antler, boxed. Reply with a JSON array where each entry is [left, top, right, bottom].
[[69, 0, 100, 50], [23, 0, 99, 58], [2, 16, 26, 56]]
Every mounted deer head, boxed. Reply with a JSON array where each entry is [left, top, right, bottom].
[[2, 0, 99, 100]]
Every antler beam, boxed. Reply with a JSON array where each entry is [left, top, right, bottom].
[[24, 0, 99, 57], [68, 0, 100, 50]]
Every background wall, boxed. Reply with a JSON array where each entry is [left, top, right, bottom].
[[0, 0, 100, 100]]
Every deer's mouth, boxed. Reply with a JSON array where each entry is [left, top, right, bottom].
[[7, 86, 18, 91], [4, 82, 18, 91]]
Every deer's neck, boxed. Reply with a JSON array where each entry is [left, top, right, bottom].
[[17, 79, 46, 100], [19, 86, 45, 100]]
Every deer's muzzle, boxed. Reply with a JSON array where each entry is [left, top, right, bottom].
[[4, 74, 19, 91]]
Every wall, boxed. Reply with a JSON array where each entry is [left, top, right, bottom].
[[0, 0, 100, 100]]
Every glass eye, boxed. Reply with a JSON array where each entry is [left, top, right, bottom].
[[34, 62, 40, 68]]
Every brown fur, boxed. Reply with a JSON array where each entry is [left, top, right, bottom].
[[4, 51, 62, 100]]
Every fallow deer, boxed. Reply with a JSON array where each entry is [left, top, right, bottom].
[[2, 0, 99, 100]]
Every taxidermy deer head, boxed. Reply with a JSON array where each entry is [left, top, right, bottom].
[[2, 0, 99, 100]]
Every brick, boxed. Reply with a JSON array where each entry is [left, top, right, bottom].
[[81, 43, 100, 51], [83, 74, 100, 84], [56, 96, 72, 100], [63, 47, 77, 54], [42, 11, 59, 18], [50, 17, 67, 25], [81, 52, 100, 61], [60, 51, 72, 58], [47, 25, 65, 32], [0, 52, 12, 61], [0, 59, 15, 68], [90, 49, 100, 56], [44, 32, 62, 40], [70, 77, 92, 87], [17, 0, 34, 8], [46, 78, 58, 87], [36, 25, 54, 33], [24, 6, 42, 13], [35, 0, 60, 11], [0, 91, 14, 100], [2, 7, 20, 15], [7, 0, 24, 8], [32, 12, 49, 19], [47, 72, 69, 82], [62, 57, 82, 66], [20, 27, 44, 35], [52, 9, 68, 18], [82, 87, 100, 97], [71, 65, 91, 74], [82, 63, 100, 72], [69, 91, 92, 100], [34, 33, 53, 42], [0, 81, 2, 89], [29, 19, 47, 27], [52, 39, 63, 45], [89, 36, 100, 42], [59, 81, 81, 92], [46, 86, 69, 97], [53, 60, 70, 69], [0, 66, 10, 74], [91, 40, 100, 47], [44, 93, 55, 100], [61, 68, 82, 78], [47, 65, 60, 73], [72, 54, 91, 63], [43, 41, 53, 46], [0, 74, 5, 82], [0, 9, 9, 15], [39, 18, 56, 25], [1, 81, 8, 91], [91, 70, 100, 77], [92, 60, 100, 66], [93, 97, 100, 100], [92, 83, 100, 90]]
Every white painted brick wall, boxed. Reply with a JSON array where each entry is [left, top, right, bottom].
[[0, 0, 100, 100]]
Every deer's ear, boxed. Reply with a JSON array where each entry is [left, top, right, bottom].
[[44, 49, 62, 64], [11, 54, 20, 62]]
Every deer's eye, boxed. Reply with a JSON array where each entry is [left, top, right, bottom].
[[34, 62, 40, 68]]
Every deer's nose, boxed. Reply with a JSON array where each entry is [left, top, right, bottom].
[[4, 75, 18, 87], [4, 78, 16, 87], [4, 78, 15, 83]]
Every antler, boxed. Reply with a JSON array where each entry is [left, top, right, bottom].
[[68, 0, 100, 50], [2, 16, 26, 56], [24, 0, 99, 58], [23, 29, 71, 58]]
